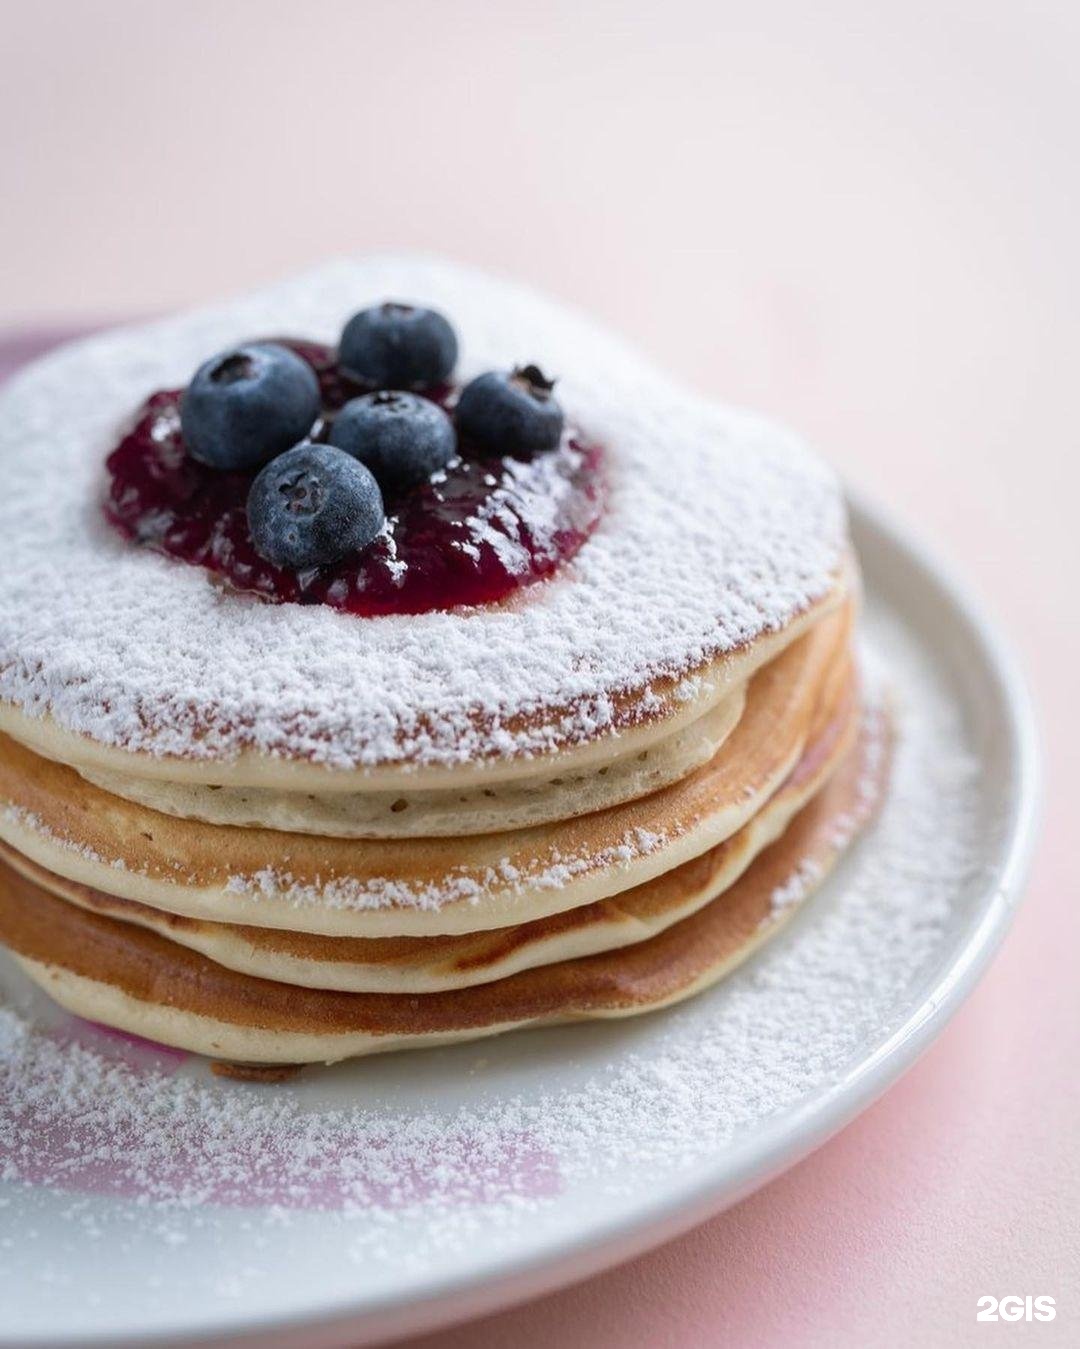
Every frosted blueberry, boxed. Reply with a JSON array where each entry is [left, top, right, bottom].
[[247, 442, 384, 570], [180, 343, 320, 471]]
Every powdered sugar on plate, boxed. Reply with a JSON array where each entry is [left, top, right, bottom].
[[0, 258, 845, 771], [0, 597, 992, 1336]]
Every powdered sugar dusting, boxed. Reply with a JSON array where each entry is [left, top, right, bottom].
[[222, 823, 672, 915], [0, 603, 992, 1335], [769, 700, 889, 917], [0, 258, 844, 770], [770, 856, 826, 914], [2, 803, 122, 872]]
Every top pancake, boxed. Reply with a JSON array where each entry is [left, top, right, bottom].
[[0, 257, 847, 790]]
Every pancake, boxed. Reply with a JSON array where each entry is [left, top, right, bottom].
[[0, 579, 844, 796], [0, 682, 857, 993], [0, 606, 851, 938], [0, 259, 848, 792], [0, 707, 887, 1065], [72, 683, 748, 839]]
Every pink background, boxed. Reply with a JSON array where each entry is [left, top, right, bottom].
[[1, 3, 1075, 1345]]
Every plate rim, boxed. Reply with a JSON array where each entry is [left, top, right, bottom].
[[5, 488, 1042, 1349]]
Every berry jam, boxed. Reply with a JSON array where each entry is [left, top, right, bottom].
[[103, 340, 605, 616]]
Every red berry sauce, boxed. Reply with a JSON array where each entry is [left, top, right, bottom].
[[103, 340, 605, 616]]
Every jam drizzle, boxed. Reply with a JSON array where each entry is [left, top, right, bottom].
[[103, 340, 605, 617]]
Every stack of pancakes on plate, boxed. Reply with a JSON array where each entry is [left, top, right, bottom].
[[0, 260, 888, 1069]]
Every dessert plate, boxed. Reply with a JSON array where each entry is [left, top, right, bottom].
[[0, 474, 1037, 1343]]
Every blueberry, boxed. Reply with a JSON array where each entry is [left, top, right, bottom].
[[246, 442, 384, 571], [338, 302, 457, 389], [454, 365, 564, 456], [180, 343, 320, 471], [328, 391, 455, 495]]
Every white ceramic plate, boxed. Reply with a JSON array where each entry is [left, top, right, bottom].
[[0, 495, 1039, 1349]]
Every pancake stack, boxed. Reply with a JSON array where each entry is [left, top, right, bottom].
[[0, 594, 886, 1069], [0, 260, 888, 1070]]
